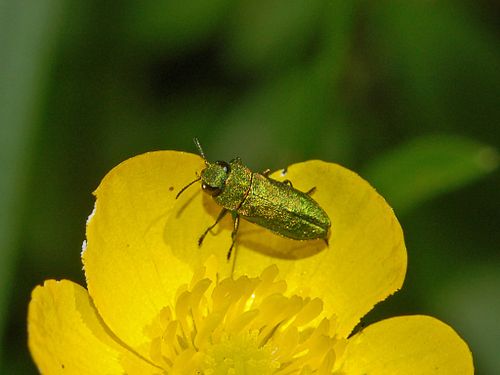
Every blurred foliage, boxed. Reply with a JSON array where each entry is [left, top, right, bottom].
[[0, 0, 66, 371], [363, 135, 498, 215], [0, 0, 499, 373]]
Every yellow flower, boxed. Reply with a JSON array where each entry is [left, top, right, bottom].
[[28, 151, 473, 374]]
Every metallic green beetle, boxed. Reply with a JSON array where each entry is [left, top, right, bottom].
[[177, 138, 331, 260]]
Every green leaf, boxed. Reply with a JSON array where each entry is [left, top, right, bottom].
[[362, 135, 498, 215]]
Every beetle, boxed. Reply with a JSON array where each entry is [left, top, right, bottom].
[[176, 138, 331, 260]]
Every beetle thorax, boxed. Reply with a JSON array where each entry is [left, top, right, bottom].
[[202, 158, 253, 211]]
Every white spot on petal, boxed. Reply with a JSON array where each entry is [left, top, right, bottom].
[[86, 202, 96, 225], [81, 240, 87, 256]]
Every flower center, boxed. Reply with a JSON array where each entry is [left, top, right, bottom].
[[145, 258, 344, 374], [203, 330, 278, 374]]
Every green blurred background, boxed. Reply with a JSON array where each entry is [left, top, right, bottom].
[[1, 1, 499, 373]]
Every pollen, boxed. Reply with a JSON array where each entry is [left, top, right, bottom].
[[145, 259, 345, 374]]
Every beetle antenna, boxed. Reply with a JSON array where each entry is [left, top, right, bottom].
[[193, 137, 207, 161], [176, 177, 201, 199]]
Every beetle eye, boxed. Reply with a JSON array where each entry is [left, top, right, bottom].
[[202, 182, 222, 197], [216, 160, 231, 174]]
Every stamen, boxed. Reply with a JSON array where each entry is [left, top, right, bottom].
[[144, 260, 345, 373]]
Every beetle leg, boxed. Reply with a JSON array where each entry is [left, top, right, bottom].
[[198, 208, 228, 247], [282, 180, 316, 195], [227, 214, 240, 261], [281, 180, 316, 195], [261, 168, 271, 177], [306, 186, 316, 195]]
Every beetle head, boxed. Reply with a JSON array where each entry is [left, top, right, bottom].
[[176, 138, 231, 199], [200, 161, 230, 197]]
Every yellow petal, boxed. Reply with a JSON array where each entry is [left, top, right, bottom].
[[83, 151, 234, 359], [28, 280, 159, 374], [84, 152, 405, 355], [232, 160, 407, 338], [338, 315, 474, 374]]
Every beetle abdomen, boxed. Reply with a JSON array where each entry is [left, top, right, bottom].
[[238, 174, 330, 240]]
